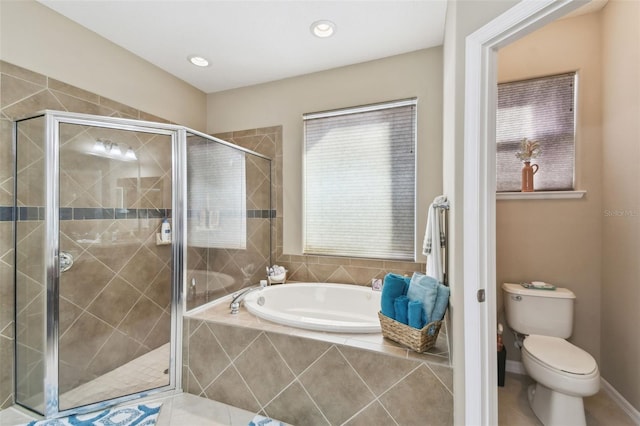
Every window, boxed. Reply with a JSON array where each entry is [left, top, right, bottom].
[[496, 72, 576, 192], [303, 99, 417, 260]]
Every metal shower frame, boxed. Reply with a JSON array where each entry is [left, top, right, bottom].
[[13, 110, 271, 419]]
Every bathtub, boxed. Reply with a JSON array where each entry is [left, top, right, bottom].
[[243, 283, 382, 333]]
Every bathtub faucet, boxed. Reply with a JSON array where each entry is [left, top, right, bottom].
[[229, 280, 267, 314]]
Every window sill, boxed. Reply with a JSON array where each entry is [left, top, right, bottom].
[[496, 190, 586, 201]]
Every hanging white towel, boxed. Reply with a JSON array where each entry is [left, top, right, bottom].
[[423, 195, 447, 283]]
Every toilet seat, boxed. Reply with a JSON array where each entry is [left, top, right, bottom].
[[523, 335, 597, 375], [522, 335, 600, 398]]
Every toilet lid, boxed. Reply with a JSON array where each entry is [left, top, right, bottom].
[[524, 335, 597, 375]]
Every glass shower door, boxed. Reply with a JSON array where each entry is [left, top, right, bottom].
[[56, 122, 173, 410]]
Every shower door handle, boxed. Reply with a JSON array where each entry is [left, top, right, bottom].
[[60, 252, 74, 272]]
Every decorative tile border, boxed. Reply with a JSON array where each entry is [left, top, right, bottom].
[[0, 206, 274, 222]]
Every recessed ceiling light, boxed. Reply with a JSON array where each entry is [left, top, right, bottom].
[[311, 20, 336, 38], [188, 55, 210, 67]]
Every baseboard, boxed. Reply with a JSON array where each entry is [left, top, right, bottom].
[[505, 360, 526, 375], [505, 361, 640, 423], [600, 378, 640, 424]]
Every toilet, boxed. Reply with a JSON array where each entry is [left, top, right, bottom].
[[502, 283, 599, 426]]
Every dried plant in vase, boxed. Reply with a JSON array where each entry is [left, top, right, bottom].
[[515, 138, 541, 192], [515, 138, 541, 162]]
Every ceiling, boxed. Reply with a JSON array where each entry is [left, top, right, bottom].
[[38, 0, 448, 94]]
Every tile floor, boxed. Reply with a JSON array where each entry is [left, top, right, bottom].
[[0, 393, 290, 426], [12, 343, 172, 414], [59, 343, 171, 409], [1, 374, 636, 425], [2, 343, 636, 426], [498, 372, 637, 426]]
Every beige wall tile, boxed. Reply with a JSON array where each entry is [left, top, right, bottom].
[[118, 296, 164, 342], [0, 335, 14, 409], [264, 381, 330, 426], [338, 345, 420, 396], [48, 78, 100, 104], [0, 61, 47, 86], [299, 346, 374, 425], [87, 277, 140, 327], [379, 364, 453, 425], [234, 334, 294, 405], [187, 322, 231, 390], [203, 366, 261, 414], [1, 74, 45, 109], [208, 322, 261, 360], [344, 401, 396, 426]]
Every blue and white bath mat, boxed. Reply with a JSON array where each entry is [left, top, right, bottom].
[[248, 415, 284, 426], [19, 402, 162, 426]]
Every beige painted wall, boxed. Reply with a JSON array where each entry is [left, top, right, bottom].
[[496, 13, 603, 364], [206, 48, 443, 261], [0, 0, 206, 130], [601, 0, 640, 411]]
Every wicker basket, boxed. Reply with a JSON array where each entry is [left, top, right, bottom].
[[378, 312, 442, 353]]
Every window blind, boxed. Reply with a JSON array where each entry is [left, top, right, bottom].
[[187, 139, 246, 249], [303, 99, 416, 260], [496, 72, 576, 192]]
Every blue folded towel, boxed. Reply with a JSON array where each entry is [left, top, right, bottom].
[[408, 271, 424, 289], [394, 296, 409, 324], [407, 272, 439, 324], [431, 283, 450, 322], [381, 273, 409, 319], [408, 299, 425, 329]]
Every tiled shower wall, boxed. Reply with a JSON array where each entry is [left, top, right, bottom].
[[185, 132, 274, 310], [183, 318, 453, 425], [211, 126, 280, 280], [0, 61, 174, 408]]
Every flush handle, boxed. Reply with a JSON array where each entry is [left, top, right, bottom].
[[60, 252, 74, 272], [511, 295, 522, 302]]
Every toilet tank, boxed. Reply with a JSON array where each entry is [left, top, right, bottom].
[[502, 283, 576, 338]]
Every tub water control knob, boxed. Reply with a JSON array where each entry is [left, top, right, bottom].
[[60, 252, 74, 273]]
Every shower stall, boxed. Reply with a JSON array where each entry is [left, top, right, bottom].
[[13, 110, 271, 418]]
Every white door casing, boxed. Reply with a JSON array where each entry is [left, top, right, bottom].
[[462, 0, 589, 424]]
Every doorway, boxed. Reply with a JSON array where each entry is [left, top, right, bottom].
[[461, 0, 589, 424]]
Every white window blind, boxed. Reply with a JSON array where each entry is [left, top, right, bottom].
[[496, 72, 576, 192], [303, 99, 416, 260], [187, 140, 246, 249]]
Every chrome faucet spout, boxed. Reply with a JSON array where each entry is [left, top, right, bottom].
[[229, 281, 266, 314]]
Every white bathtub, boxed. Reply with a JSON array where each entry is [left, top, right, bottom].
[[243, 283, 382, 333]]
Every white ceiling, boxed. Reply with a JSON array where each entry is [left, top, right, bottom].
[[38, 0, 448, 94]]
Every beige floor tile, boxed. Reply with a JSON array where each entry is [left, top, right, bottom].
[[0, 393, 289, 426], [499, 372, 637, 426], [0, 407, 34, 426]]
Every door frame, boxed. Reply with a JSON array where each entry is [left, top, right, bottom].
[[461, 0, 589, 424]]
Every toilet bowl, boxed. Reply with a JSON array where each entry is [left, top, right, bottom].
[[502, 283, 600, 426], [521, 335, 599, 426]]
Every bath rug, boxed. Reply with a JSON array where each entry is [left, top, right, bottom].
[[19, 402, 162, 426], [249, 414, 284, 426]]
